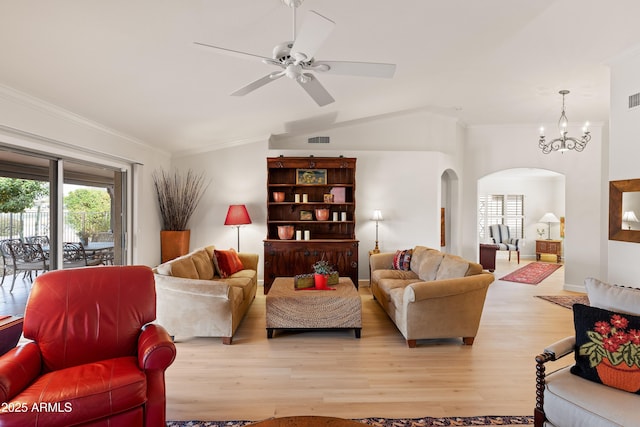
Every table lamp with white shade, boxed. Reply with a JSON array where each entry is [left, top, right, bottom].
[[371, 210, 383, 253], [539, 212, 560, 239], [622, 211, 639, 230]]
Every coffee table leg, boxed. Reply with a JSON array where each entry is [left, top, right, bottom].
[[354, 328, 361, 339], [267, 328, 274, 339]]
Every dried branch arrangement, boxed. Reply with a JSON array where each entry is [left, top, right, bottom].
[[152, 169, 209, 231]]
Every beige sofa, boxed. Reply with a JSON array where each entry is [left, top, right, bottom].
[[370, 246, 494, 347], [534, 278, 640, 427], [152, 245, 258, 344]]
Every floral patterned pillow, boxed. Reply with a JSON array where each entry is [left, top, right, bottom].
[[393, 249, 413, 271], [571, 303, 640, 394]]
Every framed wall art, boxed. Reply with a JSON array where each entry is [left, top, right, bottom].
[[296, 169, 327, 185]]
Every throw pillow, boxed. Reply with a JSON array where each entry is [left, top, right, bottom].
[[191, 249, 214, 280], [585, 277, 640, 315], [571, 303, 640, 394], [418, 250, 444, 281], [169, 256, 199, 279], [435, 254, 469, 280], [214, 249, 245, 278], [393, 249, 413, 271]]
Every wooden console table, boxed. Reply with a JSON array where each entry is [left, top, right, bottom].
[[536, 239, 562, 263], [479, 243, 499, 272]]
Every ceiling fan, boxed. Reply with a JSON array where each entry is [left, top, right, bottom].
[[194, 0, 396, 106]]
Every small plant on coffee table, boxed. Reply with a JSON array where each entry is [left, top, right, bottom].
[[313, 259, 334, 276]]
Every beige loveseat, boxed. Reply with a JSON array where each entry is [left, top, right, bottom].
[[534, 278, 640, 427], [370, 246, 494, 348], [152, 245, 258, 344]]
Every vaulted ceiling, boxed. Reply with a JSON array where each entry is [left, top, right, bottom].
[[2, 0, 640, 153]]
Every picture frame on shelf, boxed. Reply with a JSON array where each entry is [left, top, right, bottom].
[[300, 210, 313, 221], [323, 193, 334, 203], [296, 169, 327, 185]]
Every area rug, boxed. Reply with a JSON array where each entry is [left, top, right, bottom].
[[499, 262, 562, 285], [536, 294, 589, 309], [166, 416, 534, 427]]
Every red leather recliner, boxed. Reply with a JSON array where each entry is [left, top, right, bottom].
[[0, 266, 176, 427]]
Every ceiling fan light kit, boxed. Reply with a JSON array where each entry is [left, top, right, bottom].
[[196, 1, 396, 106]]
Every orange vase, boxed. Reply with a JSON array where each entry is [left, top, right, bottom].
[[596, 358, 640, 392], [160, 230, 191, 263]]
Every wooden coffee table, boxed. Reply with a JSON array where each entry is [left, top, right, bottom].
[[266, 277, 362, 339]]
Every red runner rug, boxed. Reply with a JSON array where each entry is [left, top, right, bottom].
[[500, 262, 562, 285]]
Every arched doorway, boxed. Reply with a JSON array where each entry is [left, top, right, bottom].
[[477, 168, 565, 262]]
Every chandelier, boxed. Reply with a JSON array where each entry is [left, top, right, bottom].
[[539, 90, 591, 154]]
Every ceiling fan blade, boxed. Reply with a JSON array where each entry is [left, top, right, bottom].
[[231, 72, 284, 97], [194, 42, 272, 62], [290, 11, 335, 62], [297, 74, 334, 107], [312, 61, 396, 78]]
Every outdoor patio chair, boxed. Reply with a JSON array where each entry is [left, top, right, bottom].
[[62, 242, 103, 268], [4, 240, 49, 292]]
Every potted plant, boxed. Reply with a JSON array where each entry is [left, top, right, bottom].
[[153, 169, 209, 262], [312, 259, 334, 289], [578, 312, 640, 392]]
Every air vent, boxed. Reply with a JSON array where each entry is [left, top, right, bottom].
[[308, 136, 330, 144], [629, 92, 640, 109]]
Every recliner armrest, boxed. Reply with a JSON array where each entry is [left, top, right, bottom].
[[138, 324, 176, 371], [0, 342, 42, 402]]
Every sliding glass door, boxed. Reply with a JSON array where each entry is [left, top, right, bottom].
[[0, 148, 128, 268]]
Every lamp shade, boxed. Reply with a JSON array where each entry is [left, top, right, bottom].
[[371, 210, 383, 221], [539, 212, 560, 223], [224, 205, 252, 226], [623, 211, 639, 223]]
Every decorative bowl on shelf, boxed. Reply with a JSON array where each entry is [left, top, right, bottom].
[[277, 225, 294, 240], [273, 192, 285, 202], [315, 208, 330, 221]]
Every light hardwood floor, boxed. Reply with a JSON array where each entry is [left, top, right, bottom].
[[1, 257, 580, 422], [164, 256, 578, 421]]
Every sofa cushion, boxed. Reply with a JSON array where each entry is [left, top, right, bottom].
[[214, 249, 245, 278], [393, 249, 413, 271], [409, 246, 432, 275], [418, 250, 444, 281], [378, 279, 421, 301], [372, 269, 419, 284], [585, 277, 640, 315], [170, 256, 199, 279], [435, 254, 469, 280], [545, 366, 638, 427], [191, 249, 215, 280], [571, 303, 640, 394]]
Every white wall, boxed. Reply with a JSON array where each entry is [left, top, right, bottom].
[[175, 110, 465, 283], [608, 48, 640, 287], [464, 124, 606, 291]]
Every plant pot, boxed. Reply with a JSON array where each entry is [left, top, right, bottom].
[[314, 273, 328, 289], [273, 192, 285, 202], [160, 230, 190, 263], [596, 357, 640, 392], [315, 208, 330, 221], [277, 225, 294, 240]]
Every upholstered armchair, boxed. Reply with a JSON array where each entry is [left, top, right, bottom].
[[0, 266, 176, 427], [489, 224, 520, 263]]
